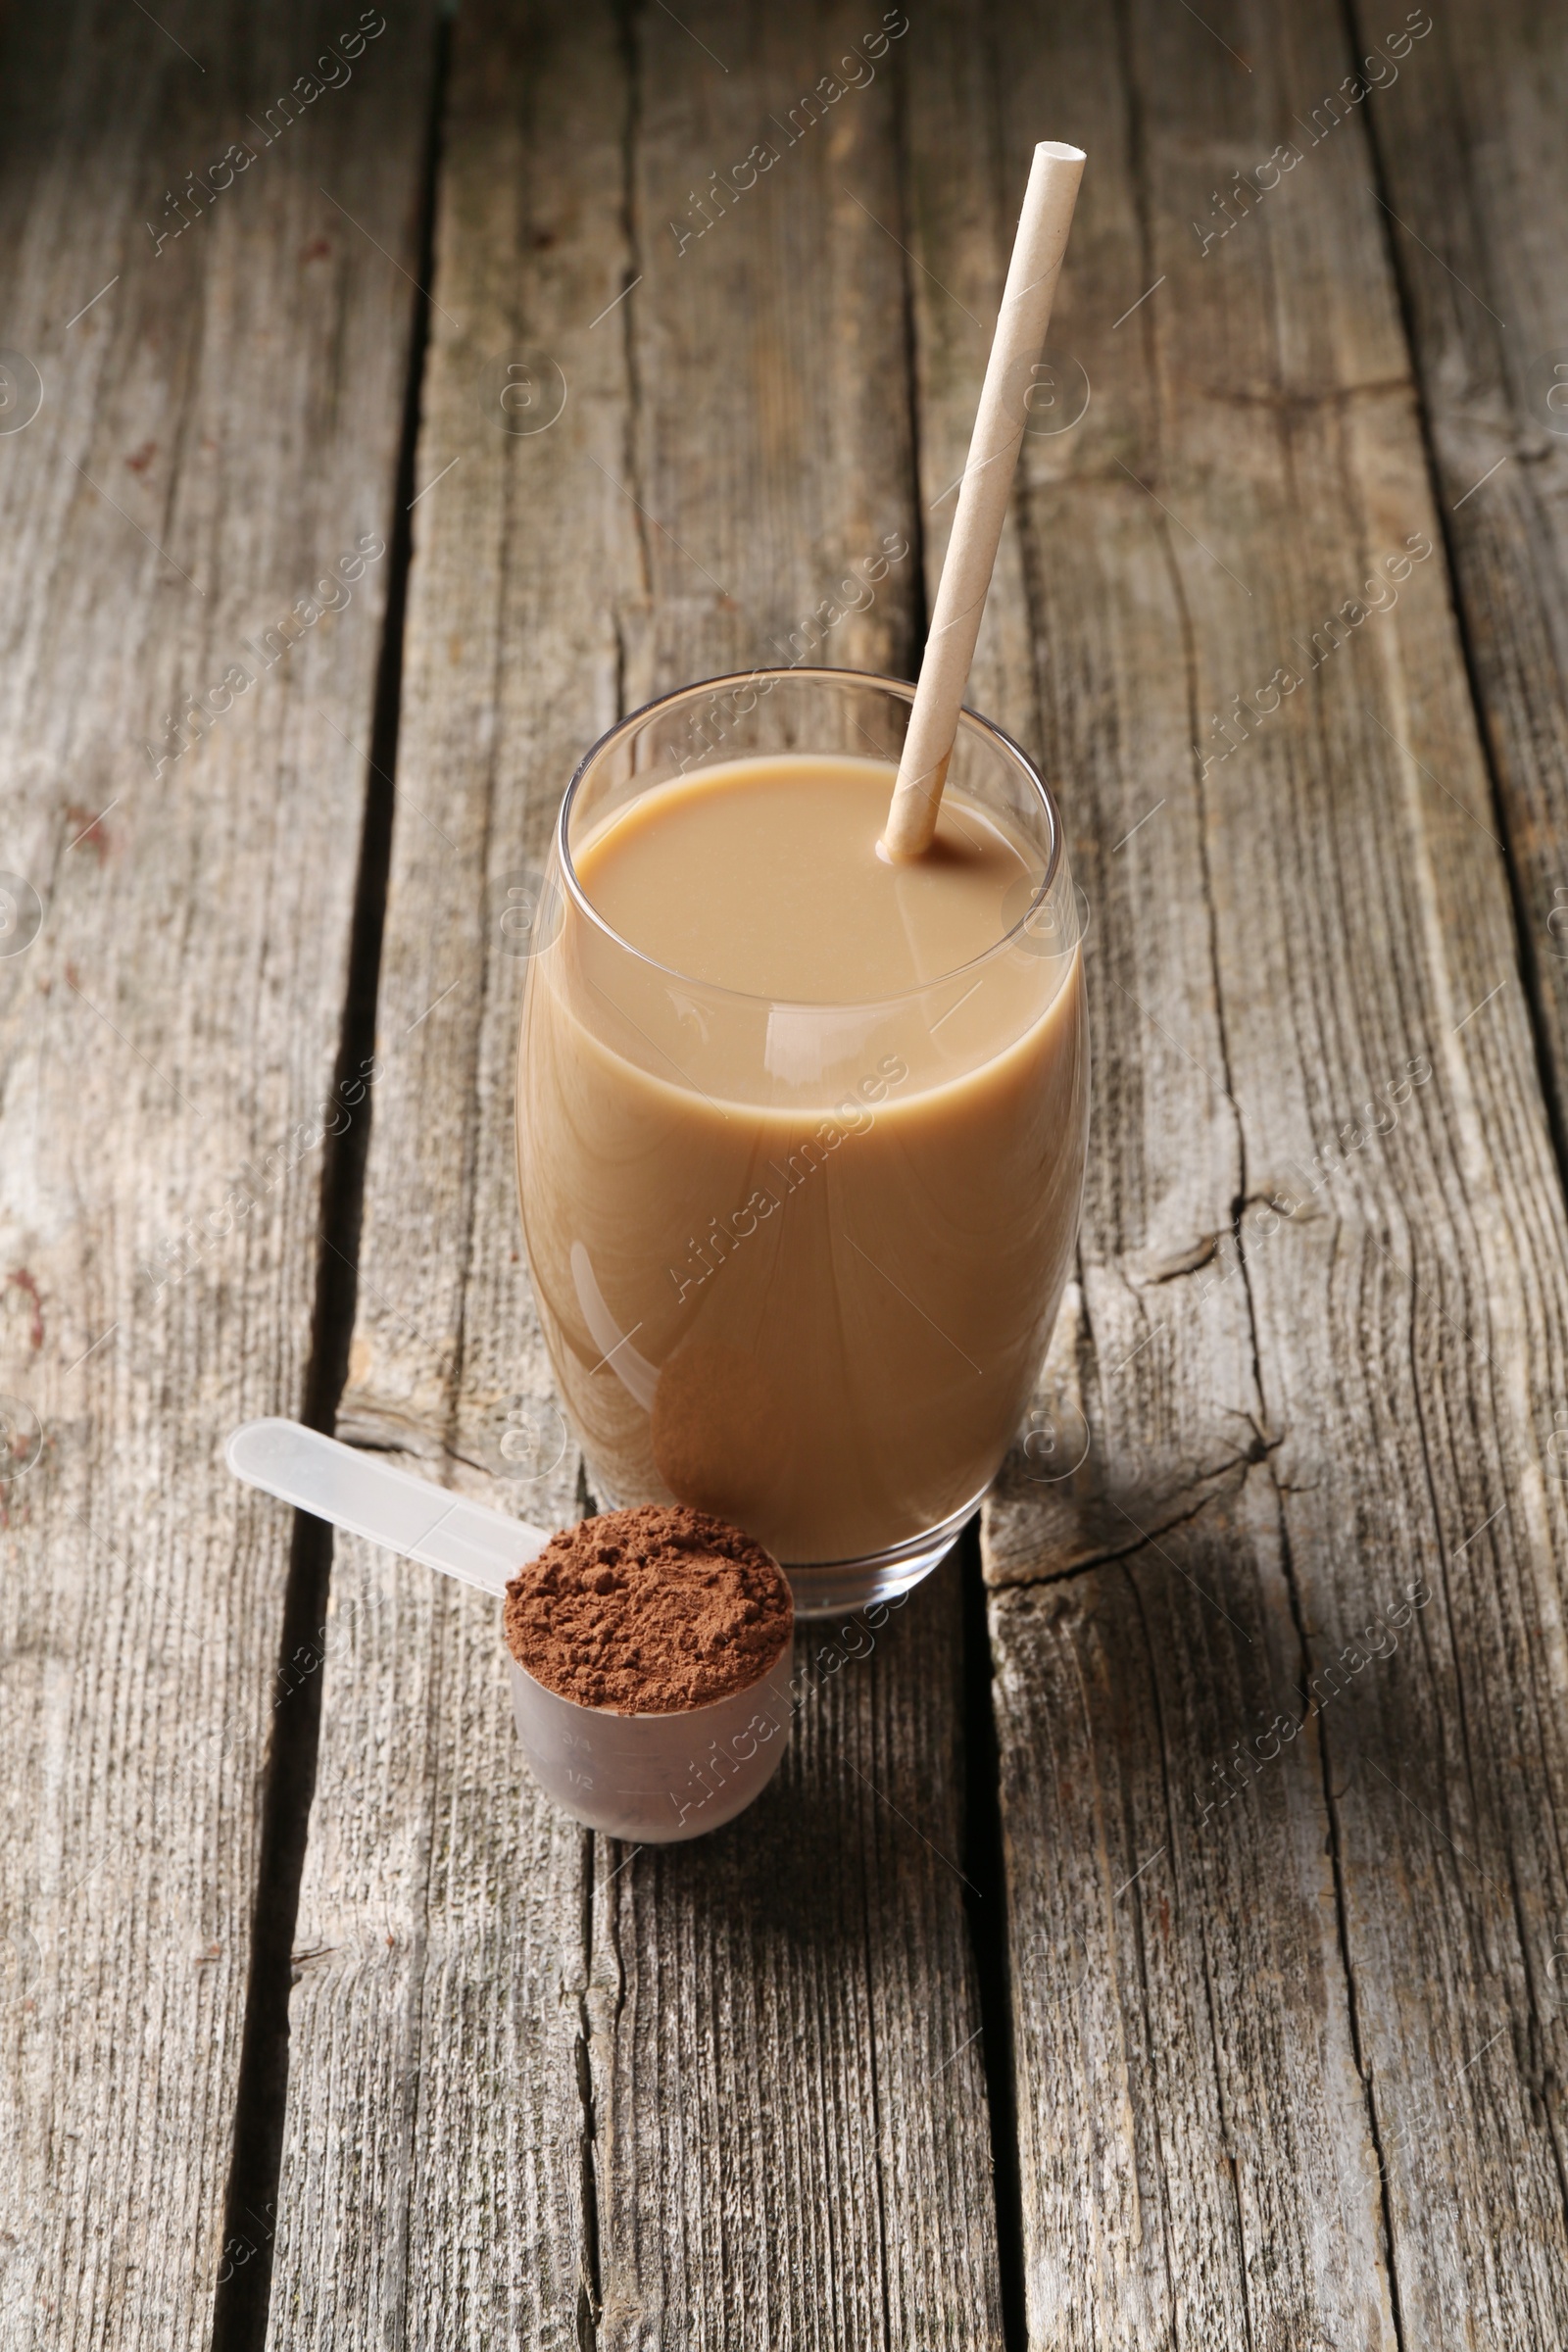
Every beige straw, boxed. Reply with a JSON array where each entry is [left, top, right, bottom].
[[880, 140, 1086, 860]]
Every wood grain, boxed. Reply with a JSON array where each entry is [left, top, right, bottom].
[[0, 6, 433, 2347], [270, 3, 1005, 2345], [907, 0, 1568, 2341], [1346, 0, 1568, 1133]]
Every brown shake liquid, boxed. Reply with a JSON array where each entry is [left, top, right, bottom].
[[517, 754, 1087, 1566]]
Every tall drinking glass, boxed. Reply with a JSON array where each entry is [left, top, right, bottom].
[[514, 668, 1089, 1616]]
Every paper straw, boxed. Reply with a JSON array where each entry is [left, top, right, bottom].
[[881, 141, 1085, 860]]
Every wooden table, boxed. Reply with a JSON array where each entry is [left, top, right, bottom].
[[6, 2, 1568, 2344]]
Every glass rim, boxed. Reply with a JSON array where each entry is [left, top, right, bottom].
[[555, 664, 1068, 1011]]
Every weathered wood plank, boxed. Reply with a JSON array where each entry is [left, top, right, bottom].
[[270, 3, 1005, 2345], [268, 3, 619, 2331], [1346, 0, 1568, 1130], [597, 17, 1000, 2337], [909, 0, 1568, 2342], [0, 6, 433, 2346], [907, 18, 1399, 2346]]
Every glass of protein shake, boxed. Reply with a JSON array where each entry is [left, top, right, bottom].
[[514, 667, 1088, 1617]]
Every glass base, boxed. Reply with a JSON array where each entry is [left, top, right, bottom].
[[780, 1499, 979, 1618], [581, 1452, 976, 1621]]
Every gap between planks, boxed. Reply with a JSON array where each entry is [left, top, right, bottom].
[[207, 22, 452, 2350]]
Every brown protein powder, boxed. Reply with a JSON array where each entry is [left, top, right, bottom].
[[502, 1503, 793, 1714]]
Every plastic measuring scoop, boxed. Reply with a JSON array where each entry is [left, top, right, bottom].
[[225, 1417, 794, 1842], [226, 1416, 544, 1594]]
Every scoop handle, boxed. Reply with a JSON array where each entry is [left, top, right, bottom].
[[225, 1417, 547, 1597]]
